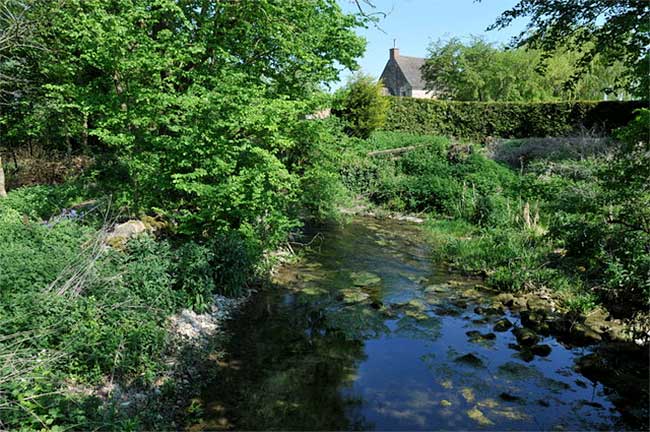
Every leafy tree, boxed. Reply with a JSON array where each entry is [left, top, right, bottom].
[[333, 74, 389, 138], [422, 36, 630, 101], [486, 0, 650, 98], [6, 0, 365, 245], [423, 37, 544, 101]]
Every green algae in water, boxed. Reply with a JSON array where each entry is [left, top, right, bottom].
[[350, 271, 382, 287], [295, 285, 328, 296], [425, 283, 449, 293], [340, 288, 370, 304]]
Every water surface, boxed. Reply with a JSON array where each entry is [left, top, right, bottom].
[[197, 218, 648, 430]]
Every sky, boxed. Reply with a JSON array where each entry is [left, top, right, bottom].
[[334, 0, 528, 87]]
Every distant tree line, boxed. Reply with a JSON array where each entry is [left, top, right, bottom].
[[422, 36, 632, 102]]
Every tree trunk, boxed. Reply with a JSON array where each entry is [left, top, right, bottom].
[[81, 114, 89, 153], [66, 135, 72, 157], [0, 155, 7, 198]]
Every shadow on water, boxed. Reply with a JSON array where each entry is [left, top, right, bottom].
[[193, 218, 649, 431]]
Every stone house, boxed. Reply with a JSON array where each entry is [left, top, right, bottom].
[[379, 48, 435, 98]]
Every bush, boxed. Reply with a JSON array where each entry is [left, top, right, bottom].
[[385, 98, 646, 140], [0, 183, 265, 429], [365, 139, 519, 221], [332, 74, 389, 139]]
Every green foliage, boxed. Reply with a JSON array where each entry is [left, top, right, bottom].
[[0, 183, 267, 429], [548, 109, 650, 310], [615, 108, 650, 148], [1, 0, 366, 247], [0, 183, 88, 220], [422, 36, 630, 101], [0, 0, 370, 429], [358, 126, 648, 316], [290, 116, 352, 222], [0, 207, 93, 300], [385, 97, 646, 139], [332, 74, 389, 139], [487, 0, 649, 97], [343, 133, 518, 224]]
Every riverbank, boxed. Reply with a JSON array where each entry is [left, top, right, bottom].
[[340, 203, 647, 347], [0, 184, 264, 429], [339, 126, 649, 327]]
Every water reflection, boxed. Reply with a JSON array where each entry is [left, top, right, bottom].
[[196, 218, 648, 431]]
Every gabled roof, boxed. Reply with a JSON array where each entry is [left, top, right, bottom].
[[395, 55, 427, 90]]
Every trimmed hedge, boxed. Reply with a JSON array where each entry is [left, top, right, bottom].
[[384, 97, 648, 139]]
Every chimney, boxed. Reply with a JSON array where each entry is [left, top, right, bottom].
[[390, 47, 400, 59]]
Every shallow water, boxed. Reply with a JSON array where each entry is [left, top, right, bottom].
[[196, 218, 648, 431]]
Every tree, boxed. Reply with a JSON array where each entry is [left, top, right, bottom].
[[486, 0, 650, 98], [3, 0, 366, 243], [422, 36, 630, 101], [423, 37, 545, 101], [333, 73, 389, 138], [0, 0, 33, 197]]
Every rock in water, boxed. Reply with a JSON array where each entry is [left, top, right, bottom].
[[494, 318, 513, 332], [339, 288, 370, 304], [350, 271, 381, 287], [467, 330, 496, 341], [454, 353, 485, 368], [531, 344, 552, 357], [513, 327, 540, 346], [499, 392, 523, 403]]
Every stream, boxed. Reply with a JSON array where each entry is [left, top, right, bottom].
[[194, 217, 648, 431]]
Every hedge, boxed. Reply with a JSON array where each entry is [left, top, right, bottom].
[[384, 97, 648, 139]]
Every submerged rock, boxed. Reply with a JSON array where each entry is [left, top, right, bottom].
[[461, 388, 476, 403], [484, 306, 505, 316], [404, 309, 429, 321], [454, 353, 485, 368], [497, 362, 542, 380], [466, 407, 494, 426], [516, 349, 535, 362], [452, 299, 468, 309], [513, 327, 540, 346], [434, 306, 462, 317], [339, 288, 370, 304], [425, 283, 448, 293], [466, 330, 496, 342], [531, 344, 552, 357], [494, 318, 513, 332], [499, 392, 523, 403], [350, 271, 381, 287]]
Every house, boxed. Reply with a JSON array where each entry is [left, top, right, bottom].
[[379, 48, 434, 98]]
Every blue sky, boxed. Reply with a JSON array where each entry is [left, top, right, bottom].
[[334, 0, 528, 87]]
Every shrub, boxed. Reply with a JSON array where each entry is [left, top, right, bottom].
[[384, 97, 646, 140], [332, 74, 389, 139]]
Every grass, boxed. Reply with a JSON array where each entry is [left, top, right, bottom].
[[345, 129, 648, 317]]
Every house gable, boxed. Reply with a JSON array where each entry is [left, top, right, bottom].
[[379, 57, 409, 96], [379, 48, 433, 98]]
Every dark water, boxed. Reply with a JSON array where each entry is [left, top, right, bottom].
[[196, 218, 648, 431]]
